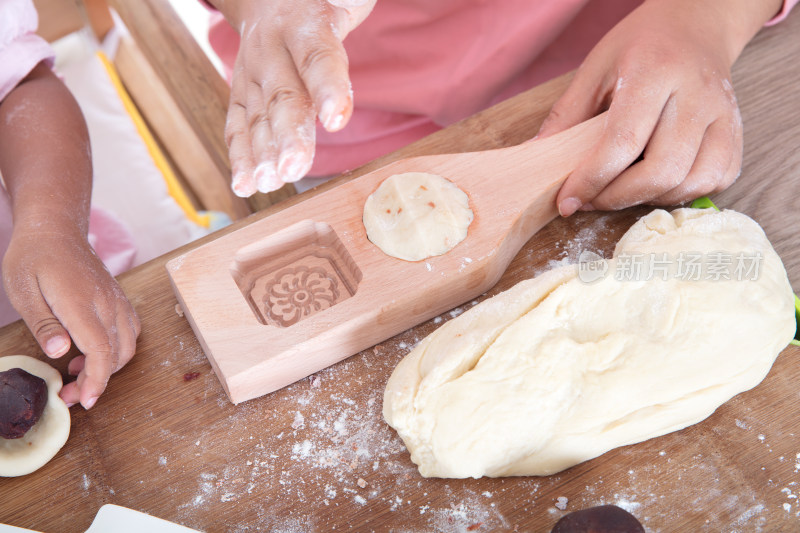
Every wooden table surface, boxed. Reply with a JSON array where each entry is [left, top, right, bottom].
[[2, 9, 800, 533]]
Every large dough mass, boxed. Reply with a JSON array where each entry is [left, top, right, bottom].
[[383, 208, 796, 478], [0, 355, 71, 477], [363, 172, 473, 261]]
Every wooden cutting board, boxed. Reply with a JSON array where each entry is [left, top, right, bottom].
[[0, 8, 798, 533], [167, 115, 606, 404]]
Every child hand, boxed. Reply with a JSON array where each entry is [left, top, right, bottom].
[[214, 0, 376, 196], [2, 222, 140, 409], [537, 0, 780, 216]]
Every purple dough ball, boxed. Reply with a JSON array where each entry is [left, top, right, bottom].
[[551, 504, 645, 533], [0, 367, 48, 439]]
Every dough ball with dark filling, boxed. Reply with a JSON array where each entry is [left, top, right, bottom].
[[0, 367, 48, 439], [551, 505, 645, 533]]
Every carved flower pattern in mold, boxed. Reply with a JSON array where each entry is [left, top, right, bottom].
[[264, 266, 340, 326]]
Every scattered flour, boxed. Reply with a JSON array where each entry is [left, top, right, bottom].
[[291, 411, 305, 430], [553, 217, 609, 266], [615, 498, 641, 514]]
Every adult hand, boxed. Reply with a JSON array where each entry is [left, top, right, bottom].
[[537, 0, 782, 216], [211, 0, 376, 196]]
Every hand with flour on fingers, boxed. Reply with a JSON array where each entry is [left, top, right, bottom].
[[205, 0, 376, 197], [2, 225, 140, 411], [537, 0, 785, 217], [0, 61, 140, 411]]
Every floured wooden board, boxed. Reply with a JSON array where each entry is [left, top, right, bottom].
[[167, 115, 606, 404], [0, 10, 799, 531]]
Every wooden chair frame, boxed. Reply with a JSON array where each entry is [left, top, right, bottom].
[[33, 0, 295, 222]]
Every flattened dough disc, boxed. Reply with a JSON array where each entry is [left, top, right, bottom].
[[363, 172, 473, 261], [0, 355, 71, 477]]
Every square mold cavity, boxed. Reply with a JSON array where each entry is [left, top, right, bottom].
[[230, 220, 362, 327]]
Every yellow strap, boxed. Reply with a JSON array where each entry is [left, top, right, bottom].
[[95, 51, 210, 228]]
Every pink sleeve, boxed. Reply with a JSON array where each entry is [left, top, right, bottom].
[[765, 0, 799, 26], [0, 0, 55, 101]]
